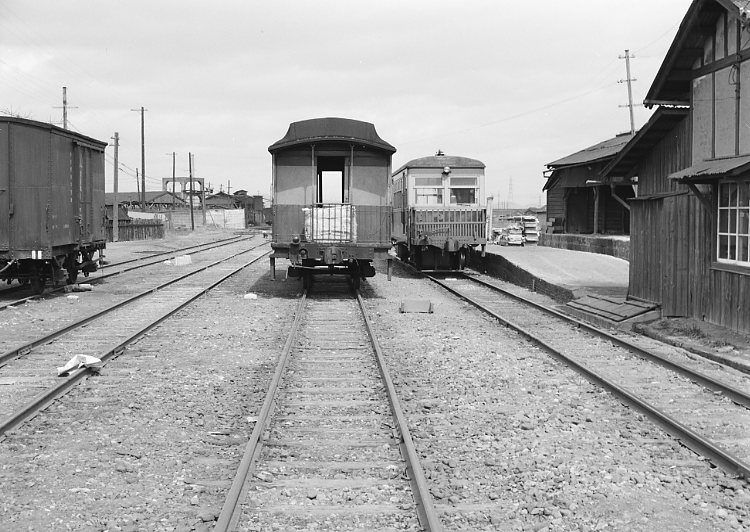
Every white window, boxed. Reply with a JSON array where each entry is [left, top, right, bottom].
[[414, 176, 444, 205], [416, 188, 443, 205], [717, 181, 750, 265]]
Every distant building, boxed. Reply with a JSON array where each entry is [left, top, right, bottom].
[[105, 191, 187, 212]]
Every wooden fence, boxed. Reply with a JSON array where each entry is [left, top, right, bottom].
[[107, 219, 164, 242]]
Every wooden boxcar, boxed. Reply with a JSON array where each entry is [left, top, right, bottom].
[[0, 117, 107, 292], [391, 152, 488, 270], [268, 117, 395, 289]]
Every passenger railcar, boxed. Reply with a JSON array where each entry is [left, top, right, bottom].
[[269, 117, 395, 289], [0, 117, 107, 293], [392, 151, 488, 270]]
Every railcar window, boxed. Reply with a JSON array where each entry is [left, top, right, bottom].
[[717, 180, 750, 265], [416, 188, 443, 205], [415, 177, 443, 187], [450, 177, 477, 186], [317, 156, 347, 204], [449, 188, 477, 204]]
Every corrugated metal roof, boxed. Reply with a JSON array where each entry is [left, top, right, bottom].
[[668, 154, 750, 182], [268, 117, 395, 153], [546, 133, 634, 168], [392, 154, 484, 176]]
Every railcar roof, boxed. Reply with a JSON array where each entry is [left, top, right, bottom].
[[268, 117, 396, 153], [0, 115, 107, 149], [392, 155, 485, 175]]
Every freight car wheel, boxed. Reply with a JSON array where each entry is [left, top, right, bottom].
[[348, 261, 361, 291], [458, 249, 467, 270]]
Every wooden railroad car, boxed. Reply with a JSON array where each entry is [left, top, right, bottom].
[[391, 151, 488, 270], [0, 117, 107, 293], [268, 117, 395, 289]]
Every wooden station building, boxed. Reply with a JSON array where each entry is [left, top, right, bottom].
[[544, 133, 635, 235], [603, 0, 750, 334]]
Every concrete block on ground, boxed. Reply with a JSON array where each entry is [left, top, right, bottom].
[[400, 299, 434, 313]]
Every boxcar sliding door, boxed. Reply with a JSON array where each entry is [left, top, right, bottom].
[[0, 125, 9, 252]]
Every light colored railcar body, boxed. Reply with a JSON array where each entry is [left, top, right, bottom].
[[269, 117, 395, 288], [392, 152, 488, 270], [0, 116, 107, 292]]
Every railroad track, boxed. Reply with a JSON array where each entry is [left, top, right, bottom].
[[0, 233, 252, 310], [216, 281, 441, 531], [425, 272, 750, 482], [0, 242, 271, 438]]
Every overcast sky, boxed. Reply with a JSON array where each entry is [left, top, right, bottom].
[[1, 0, 688, 207]]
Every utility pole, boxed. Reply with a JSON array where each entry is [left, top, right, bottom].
[[508, 176, 514, 209], [131, 106, 148, 210], [112, 132, 119, 242], [135, 168, 141, 205], [619, 50, 638, 135], [167, 152, 176, 210], [53, 86, 77, 129], [189, 152, 195, 231]]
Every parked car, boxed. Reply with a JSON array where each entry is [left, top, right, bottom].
[[498, 226, 525, 246]]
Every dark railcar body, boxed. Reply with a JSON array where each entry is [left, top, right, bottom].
[[391, 153, 488, 270], [269, 117, 395, 288], [0, 117, 107, 292]]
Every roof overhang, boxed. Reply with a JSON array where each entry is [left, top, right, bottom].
[[602, 107, 690, 178], [269, 117, 396, 154], [644, 0, 744, 108]]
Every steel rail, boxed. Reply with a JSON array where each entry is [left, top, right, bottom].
[[0, 243, 269, 367], [0, 235, 254, 311], [427, 274, 750, 481], [0, 251, 270, 437], [356, 290, 443, 531], [454, 274, 750, 409], [215, 290, 443, 531], [97, 235, 250, 273], [213, 291, 307, 532]]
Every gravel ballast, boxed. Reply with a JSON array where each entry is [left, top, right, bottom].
[[0, 235, 747, 531]]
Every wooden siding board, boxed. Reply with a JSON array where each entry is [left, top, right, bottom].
[[714, 65, 737, 158], [693, 75, 714, 163], [639, 117, 690, 196]]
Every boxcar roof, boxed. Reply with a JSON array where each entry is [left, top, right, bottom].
[[268, 117, 395, 153], [0, 115, 107, 149], [393, 155, 484, 175]]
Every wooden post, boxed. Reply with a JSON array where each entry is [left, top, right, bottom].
[[593, 186, 600, 234], [112, 132, 119, 242]]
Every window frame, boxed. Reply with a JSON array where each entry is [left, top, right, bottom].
[[716, 179, 750, 267]]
